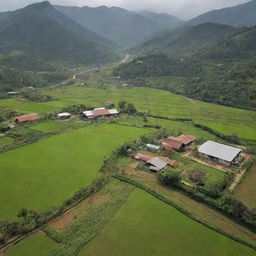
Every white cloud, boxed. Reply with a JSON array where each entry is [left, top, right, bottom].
[[0, 0, 250, 19]]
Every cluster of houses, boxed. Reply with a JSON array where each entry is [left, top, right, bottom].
[[14, 107, 119, 124], [134, 134, 243, 173]]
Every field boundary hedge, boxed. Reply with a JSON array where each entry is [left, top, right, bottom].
[[113, 173, 256, 251]]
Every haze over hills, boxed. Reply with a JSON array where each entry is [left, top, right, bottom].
[[55, 5, 184, 47], [188, 0, 256, 27], [200, 26, 256, 60], [133, 23, 237, 57], [0, 1, 120, 66]]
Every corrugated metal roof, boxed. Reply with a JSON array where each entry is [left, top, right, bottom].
[[198, 141, 242, 162], [57, 112, 71, 117], [83, 111, 94, 117], [147, 157, 167, 170], [108, 109, 119, 115], [146, 144, 160, 150], [92, 108, 110, 116], [94, 107, 106, 110]]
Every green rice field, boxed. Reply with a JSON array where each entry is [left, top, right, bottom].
[[5, 232, 56, 256], [80, 189, 256, 256], [1, 86, 255, 140], [235, 164, 256, 208], [0, 136, 14, 147], [0, 124, 150, 220]]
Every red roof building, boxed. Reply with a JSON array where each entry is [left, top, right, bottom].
[[159, 134, 196, 152], [15, 113, 40, 123]]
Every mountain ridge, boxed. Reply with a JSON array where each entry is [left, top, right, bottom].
[[55, 4, 183, 47]]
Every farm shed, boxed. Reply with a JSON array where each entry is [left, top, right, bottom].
[[159, 134, 196, 152], [134, 152, 178, 172], [7, 91, 19, 95], [57, 112, 71, 119], [83, 108, 119, 119], [146, 144, 160, 151], [15, 113, 40, 123], [134, 152, 156, 162], [198, 141, 242, 166], [146, 157, 167, 172]]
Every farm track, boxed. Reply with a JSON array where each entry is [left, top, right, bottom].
[[229, 155, 254, 191]]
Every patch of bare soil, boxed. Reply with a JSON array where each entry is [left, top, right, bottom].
[[49, 192, 111, 231]]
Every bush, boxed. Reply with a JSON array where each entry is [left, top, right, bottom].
[[159, 170, 182, 188]]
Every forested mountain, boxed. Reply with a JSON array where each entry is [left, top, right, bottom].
[[55, 5, 183, 47], [0, 1, 120, 66], [200, 26, 256, 60], [139, 11, 183, 30], [188, 0, 256, 27], [114, 26, 256, 109], [133, 23, 236, 57]]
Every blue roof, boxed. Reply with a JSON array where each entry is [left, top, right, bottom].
[[146, 144, 160, 150]]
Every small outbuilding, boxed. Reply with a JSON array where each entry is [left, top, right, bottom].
[[57, 112, 71, 119], [146, 144, 160, 151], [146, 157, 167, 172], [7, 91, 19, 95], [15, 113, 40, 123], [198, 141, 242, 166]]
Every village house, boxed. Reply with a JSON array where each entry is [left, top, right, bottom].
[[134, 151, 178, 172], [15, 113, 40, 123], [7, 91, 19, 95], [159, 134, 196, 152], [57, 112, 71, 119], [83, 107, 119, 119], [198, 141, 242, 166]]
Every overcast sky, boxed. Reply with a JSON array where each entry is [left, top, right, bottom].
[[0, 0, 250, 19]]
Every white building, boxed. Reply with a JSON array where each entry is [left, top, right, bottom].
[[198, 141, 242, 166]]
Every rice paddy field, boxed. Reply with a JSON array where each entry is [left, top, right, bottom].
[[79, 189, 256, 256], [0, 136, 14, 147], [5, 232, 56, 256], [0, 86, 255, 140], [235, 164, 256, 208], [0, 123, 150, 220]]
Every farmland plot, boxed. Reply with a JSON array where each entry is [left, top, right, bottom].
[[80, 189, 256, 256], [0, 124, 150, 220]]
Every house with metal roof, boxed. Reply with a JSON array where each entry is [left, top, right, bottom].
[[83, 108, 119, 119], [198, 141, 242, 166], [146, 158, 167, 172], [57, 112, 71, 119]]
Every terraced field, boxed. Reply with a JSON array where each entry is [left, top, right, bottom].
[[1, 86, 255, 140], [80, 189, 256, 256], [0, 124, 150, 220]]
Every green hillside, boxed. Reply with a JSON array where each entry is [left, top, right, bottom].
[[134, 23, 236, 57], [0, 1, 120, 66], [113, 53, 256, 109], [200, 26, 256, 60], [188, 0, 256, 27]]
